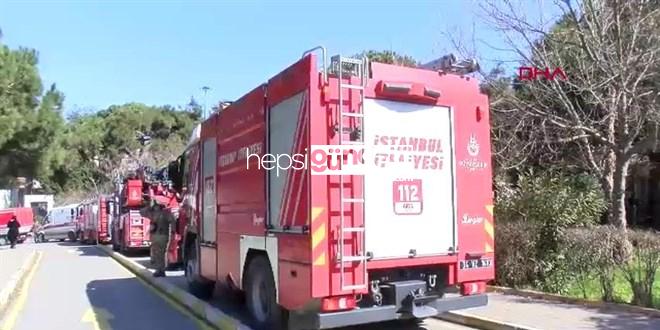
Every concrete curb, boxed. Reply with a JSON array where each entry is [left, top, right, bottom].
[[97, 245, 252, 330], [487, 285, 660, 318], [437, 311, 540, 330], [0, 250, 40, 315]]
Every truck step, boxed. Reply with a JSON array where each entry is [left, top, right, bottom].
[[340, 255, 368, 262], [342, 284, 368, 290], [340, 112, 364, 118], [340, 83, 364, 90], [342, 227, 365, 233], [341, 198, 364, 203]]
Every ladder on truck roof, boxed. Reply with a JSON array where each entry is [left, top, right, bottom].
[[332, 54, 368, 292]]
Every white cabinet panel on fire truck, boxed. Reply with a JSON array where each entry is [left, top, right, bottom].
[[363, 98, 457, 259], [201, 138, 217, 244], [267, 91, 305, 230]]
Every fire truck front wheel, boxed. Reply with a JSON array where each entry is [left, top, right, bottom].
[[185, 242, 214, 300], [245, 255, 283, 330]]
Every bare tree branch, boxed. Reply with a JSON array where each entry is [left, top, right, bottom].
[[453, 0, 660, 230]]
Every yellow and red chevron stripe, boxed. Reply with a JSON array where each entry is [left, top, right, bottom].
[[311, 207, 327, 266], [485, 204, 494, 253]]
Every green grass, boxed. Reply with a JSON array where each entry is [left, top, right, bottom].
[[565, 269, 660, 308]]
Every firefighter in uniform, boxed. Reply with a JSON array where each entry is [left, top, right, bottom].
[[141, 198, 177, 277]]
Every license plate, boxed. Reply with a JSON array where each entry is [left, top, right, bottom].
[[460, 258, 492, 270]]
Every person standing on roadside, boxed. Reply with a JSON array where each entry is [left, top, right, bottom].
[[140, 199, 177, 277], [7, 215, 21, 249]]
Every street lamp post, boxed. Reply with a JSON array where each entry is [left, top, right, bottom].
[[201, 86, 211, 119]]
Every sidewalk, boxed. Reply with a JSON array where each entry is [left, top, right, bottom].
[[0, 245, 34, 288], [0, 243, 38, 315], [459, 293, 660, 330]]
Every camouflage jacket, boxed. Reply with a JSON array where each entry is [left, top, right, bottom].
[[141, 206, 177, 236]]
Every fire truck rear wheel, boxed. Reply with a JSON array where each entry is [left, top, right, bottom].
[[397, 317, 425, 326], [245, 255, 282, 330], [112, 238, 120, 251]]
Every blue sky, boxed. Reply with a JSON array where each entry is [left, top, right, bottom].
[[0, 0, 556, 116]]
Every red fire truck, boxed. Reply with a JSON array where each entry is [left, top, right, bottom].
[[180, 47, 494, 329], [77, 195, 112, 245], [111, 168, 182, 261], [111, 174, 152, 253]]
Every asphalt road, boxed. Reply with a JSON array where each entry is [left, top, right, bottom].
[[0, 241, 209, 330], [0, 242, 474, 330], [127, 257, 475, 330]]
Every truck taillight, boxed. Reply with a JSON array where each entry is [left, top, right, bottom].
[[321, 296, 356, 312], [461, 281, 486, 296]]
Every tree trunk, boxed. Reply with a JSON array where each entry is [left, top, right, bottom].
[[600, 149, 616, 224], [609, 156, 629, 229], [610, 154, 633, 261]]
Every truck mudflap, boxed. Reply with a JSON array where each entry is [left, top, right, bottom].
[[289, 281, 488, 329]]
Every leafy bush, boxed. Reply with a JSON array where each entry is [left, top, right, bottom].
[[563, 226, 626, 301], [495, 169, 606, 226], [495, 221, 539, 287], [494, 170, 607, 292], [620, 230, 660, 307]]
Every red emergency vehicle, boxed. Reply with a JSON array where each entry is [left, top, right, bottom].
[[180, 47, 494, 329], [111, 169, 181, 259], [111, 174, 151, 252], [76, 195, 112, 245], [0, 207, 34, 245]]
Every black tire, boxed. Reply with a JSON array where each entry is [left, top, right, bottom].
[[397, 318, 425, 327], [118, 231, 127, 254], [39, 233, 46, 243], [111, 237, 120, 251], [244, 255, 283, 330], [185, 242, 214, 300], [218, 281, 245, 305], [68, 231, 77, 242], [119, 241, 126, 254]]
